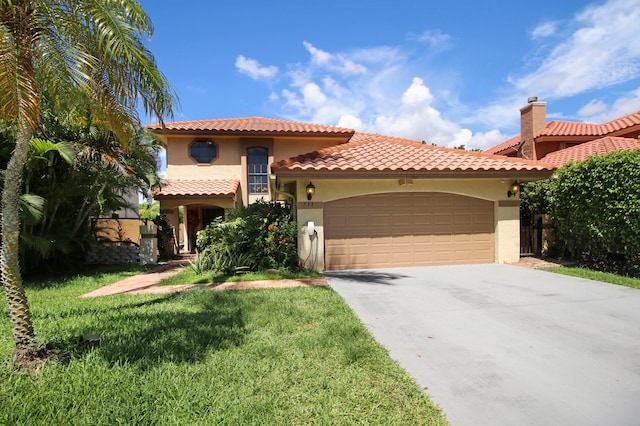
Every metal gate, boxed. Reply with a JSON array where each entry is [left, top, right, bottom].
[[520, 217, 543, 256]]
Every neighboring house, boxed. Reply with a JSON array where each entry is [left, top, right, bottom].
[[485, 97, 640, 166], [485, 99, 640, 257], [148, 117, 554, 271], [109, 189, 141, 219]]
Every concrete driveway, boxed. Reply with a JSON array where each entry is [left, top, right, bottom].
[[324, 264, 640, 426]]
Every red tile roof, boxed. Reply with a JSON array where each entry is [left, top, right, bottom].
[[154, 179, 240, 198], [538, 111, 640, 138], [483, 135, 521, 155], [485, 110, 640, 154], [272, 133, 555, 175], [540, 137, 640, 167], [147, 117, 355, 136]]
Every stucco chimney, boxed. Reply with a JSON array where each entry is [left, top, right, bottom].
[[520, 97, 546, 160]]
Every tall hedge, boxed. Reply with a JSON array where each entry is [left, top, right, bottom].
[[547, 149, 640, 274]]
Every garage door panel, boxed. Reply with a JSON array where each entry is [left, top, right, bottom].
[[324, 193, 495, 270], [390, 213, 411, 226], [413, 213, 433, 226]]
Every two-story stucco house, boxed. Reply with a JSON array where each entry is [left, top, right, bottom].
[[148, 117, 554, 271]]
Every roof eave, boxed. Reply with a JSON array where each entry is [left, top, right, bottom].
[[147, 127, 355, 140], [271, 169, 555, 180], [154, 193, 236, 199]]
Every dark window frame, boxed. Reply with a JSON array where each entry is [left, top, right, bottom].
[[189, 139, 218, 164], [247, 146, 269, 194]]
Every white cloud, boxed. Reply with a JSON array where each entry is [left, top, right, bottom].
[[411, 29, 452, 48], [514, 0, 640, 98], [282, 89, 303, 109], [235, 55, 278, 80], [304, 41, 332, 66], [273, 44, 496, 148], [301, 82, 327, 108], [468, 0, 640, 136], [531, 21, 558, 39], [303, 41, 368, 75], [401, 77, 434, 107], [337, 114, 362, 129], [576, 99, 609, 118], [577, 86, 640, 122], [470, 97, 527, 132], [239, 0, 639, 156], [322, 76, 349, 98], [467, 129, 510, 151], [374, 78, 473, 147]]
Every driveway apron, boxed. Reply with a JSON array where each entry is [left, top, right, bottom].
[[324, 264, 640, 426]]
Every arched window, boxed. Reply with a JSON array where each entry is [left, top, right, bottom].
[[248, 147, 268, 194]]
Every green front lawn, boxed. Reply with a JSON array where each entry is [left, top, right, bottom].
[[1, 265, 447, 425], [547, 266, 640, 289]]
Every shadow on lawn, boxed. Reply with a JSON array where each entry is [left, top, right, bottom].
[[51, 290, 247, 369]]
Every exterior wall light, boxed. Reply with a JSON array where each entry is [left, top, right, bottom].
[[306, 181, 316, 200], [507, 181, 521, 198]]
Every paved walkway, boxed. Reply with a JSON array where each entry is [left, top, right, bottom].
[[80, 259, 328, 298], [80, 256, 567, 298]]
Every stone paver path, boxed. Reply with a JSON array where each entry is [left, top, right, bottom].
[[80, 260, 190, 298], [125, 278, 329, 295]]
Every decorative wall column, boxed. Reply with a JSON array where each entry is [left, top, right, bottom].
[[139, 224, 158, 264]]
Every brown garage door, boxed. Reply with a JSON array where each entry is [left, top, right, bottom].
[[324, 193, 494, 270]]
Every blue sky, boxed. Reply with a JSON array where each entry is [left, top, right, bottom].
[[138, 0, 640, 150]]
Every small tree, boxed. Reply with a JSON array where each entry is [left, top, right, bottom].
[[546, 150, 640, 275]]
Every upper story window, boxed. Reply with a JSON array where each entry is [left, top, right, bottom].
[[190, 139, 217, 163], [248, 147, 269, 194]]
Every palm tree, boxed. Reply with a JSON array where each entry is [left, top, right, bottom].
[[0, 1, 176, 355]]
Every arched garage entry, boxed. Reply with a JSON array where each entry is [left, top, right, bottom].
[[324, 192, 495, 270]]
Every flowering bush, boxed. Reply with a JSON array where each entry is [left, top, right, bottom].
[[196, 200, 299, 274]]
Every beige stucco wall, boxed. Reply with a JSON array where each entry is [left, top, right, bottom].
[[495, 200, 521, 264], [93, 218, 147, 243], [160, 134, 347, 209], [291, 177, 522, 271], [164, 135, 243, 180]]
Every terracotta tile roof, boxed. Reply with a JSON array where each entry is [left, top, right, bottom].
[[540, 137, 640, 167], [272, 133, 555, 175], [147, 117, 355, 136], [485, 110, 640, 154], [483, 135, 521, 155], [154, 179, 240, 198], [538, 111, 640, 138]]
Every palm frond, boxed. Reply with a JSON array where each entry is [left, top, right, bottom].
[[29, 138, 76, 165], [20, 193, 46, 224]]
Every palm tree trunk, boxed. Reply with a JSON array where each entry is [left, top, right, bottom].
[[1, 125, 36, 350]]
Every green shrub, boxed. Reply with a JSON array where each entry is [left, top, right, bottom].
[[545, 150, 640, 276], [195, 200, 299, 274]]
